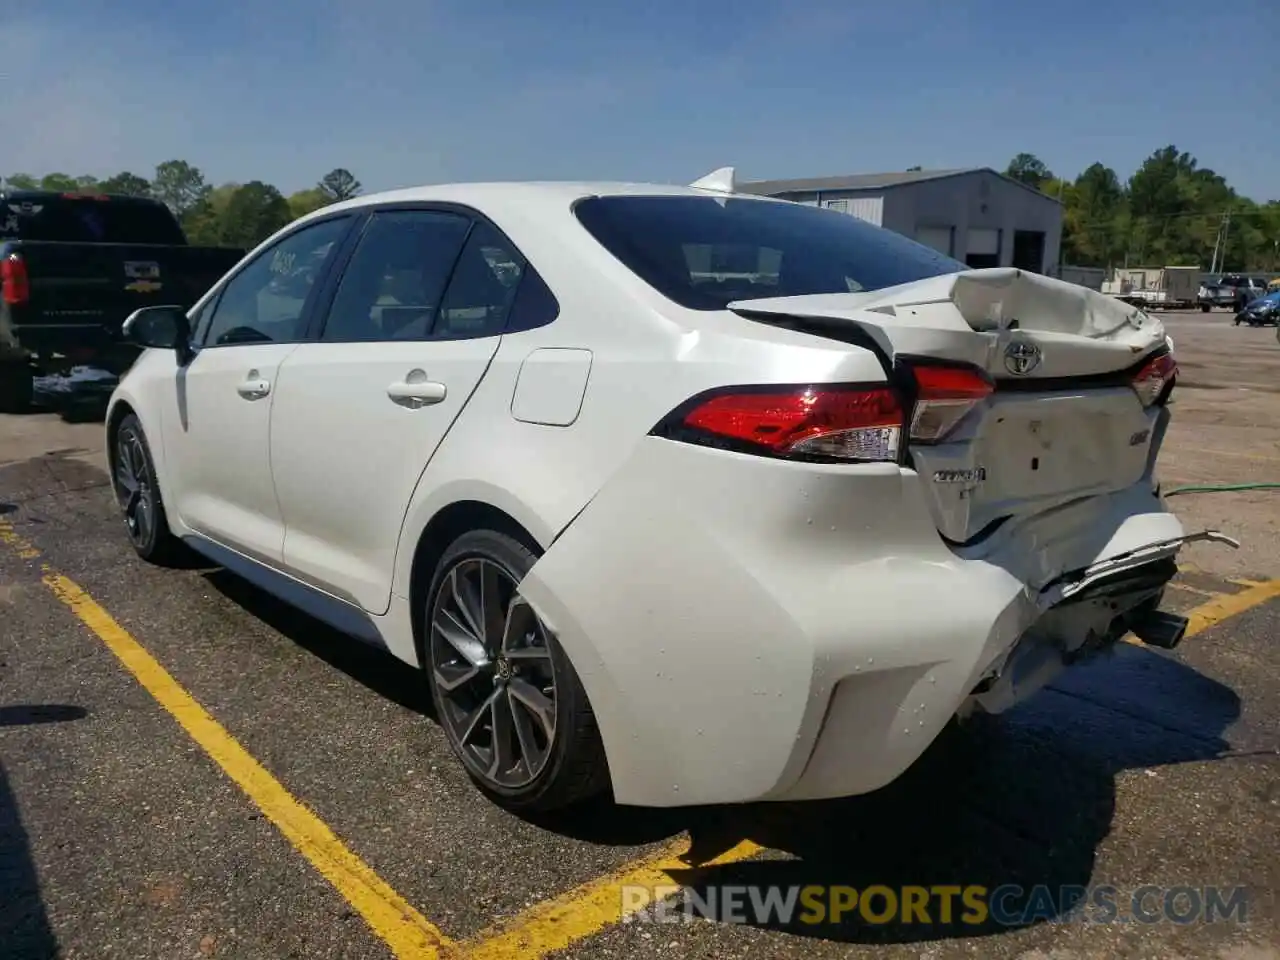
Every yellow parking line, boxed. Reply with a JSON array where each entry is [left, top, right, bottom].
[[1177, 577, 1280, 635], [1173, 560, 1264, 588], [0, 518, 40, 560], [7, 515, 1279, 960], [0, 520, 451, 960], [456, 838, 764, 960], [1185, 448, 1280, 464], [1166, 581, 1222, 598], [1122, 578, 1280, 644]]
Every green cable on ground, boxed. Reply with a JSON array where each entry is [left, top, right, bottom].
[[1163, 482, 1280, 497]]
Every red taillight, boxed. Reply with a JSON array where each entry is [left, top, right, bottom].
[[1, 254, 29, 305], [674, 385, 904, 462], [1130, 352, 1177, 407], [908, 364, 994, 442]]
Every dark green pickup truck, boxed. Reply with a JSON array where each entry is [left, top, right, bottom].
[[0, 189, 245, 411]]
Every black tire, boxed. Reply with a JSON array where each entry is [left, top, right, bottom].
[[0, 361, 34, 413], [1200, 303, 1211, 313], [423, 528, 609, 812], [109, 413, 184, 565]]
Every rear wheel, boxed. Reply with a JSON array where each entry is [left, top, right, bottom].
[[424, 529, 609, 812], [110, 413, 183, 565], [0, 361, 34, 413]]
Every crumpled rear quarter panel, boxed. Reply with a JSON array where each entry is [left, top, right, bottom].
[[517, 435, 1035, 807]]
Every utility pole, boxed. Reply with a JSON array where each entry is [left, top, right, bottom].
[[1209, 213, 1231, 274], [1055, 178, 1065, 277]]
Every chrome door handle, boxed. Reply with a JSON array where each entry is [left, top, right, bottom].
[[387, 380, 447, 408], [237, 378, 271, 400]]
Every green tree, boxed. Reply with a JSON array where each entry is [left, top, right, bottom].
[[39, 172, 80, 191], [1065, 163, 1126, 267], [182, 183, 241, 245], [152, 159, 211, 220], [98, 171, 152, 197], [3, 173, 40, 189], [1125, 145, 1198, 264], [218, 181, 292, 248], [288, 187, 332, 219], [1005, 153, 1052, 190], [1259, 202, 1280, 271], [318, 168, 361, 202]]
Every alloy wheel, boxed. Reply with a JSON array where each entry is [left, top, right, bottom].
[[428, 557, 559, 790], [114, 428, 155, 549]]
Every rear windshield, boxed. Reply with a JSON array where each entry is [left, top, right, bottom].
[[0, 195, 186, 245], [573, 195, 966, 310]]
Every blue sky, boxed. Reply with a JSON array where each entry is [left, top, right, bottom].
[[3, 0, 1277, 200]]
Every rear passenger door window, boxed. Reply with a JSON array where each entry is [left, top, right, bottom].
[[319, 210, 472, 342]]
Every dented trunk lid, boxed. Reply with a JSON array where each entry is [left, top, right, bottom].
[[728, 268, 1173, 544]]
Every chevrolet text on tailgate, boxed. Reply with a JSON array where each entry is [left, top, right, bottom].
[[0, 189, 245, 411], [103, 170, 1238, 813]]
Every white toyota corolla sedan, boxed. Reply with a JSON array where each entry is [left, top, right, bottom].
[[106, 169, 1231, 813]]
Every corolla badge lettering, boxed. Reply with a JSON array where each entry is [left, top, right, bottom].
[[1003, 341, 1042, 376], [933, 467, 987, 484]]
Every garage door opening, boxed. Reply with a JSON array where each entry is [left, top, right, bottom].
[[965, 227, 1000, 268], [1013, 230, 1046, 273], [915, 225, 954, 257]]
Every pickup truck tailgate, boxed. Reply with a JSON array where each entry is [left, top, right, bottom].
[[4, 241, 243, 352]]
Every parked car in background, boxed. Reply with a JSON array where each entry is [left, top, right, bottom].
[[105, 174, 1223, 813], [1235, 290, 1280, 325], [1197, 274, 1267, 312], [0, 190, 245, 411]]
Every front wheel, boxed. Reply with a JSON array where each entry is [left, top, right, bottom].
[[424, 529, 609, 812], [110, 413, 183, 565]]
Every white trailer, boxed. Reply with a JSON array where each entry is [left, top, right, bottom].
[[1102, 266, 1200, 309]]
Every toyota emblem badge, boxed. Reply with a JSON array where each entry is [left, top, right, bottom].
[[1003, 341, 1042, 376]]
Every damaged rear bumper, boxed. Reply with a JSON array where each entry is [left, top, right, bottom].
[[961, 529, 1238, 717], [517, 436, 1234, 808]]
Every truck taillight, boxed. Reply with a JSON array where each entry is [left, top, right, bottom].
[[654, 384, 904, 462], [907, 364, 994, 442], [1, 254, 29, 305], [1131, 352, 1177, 407]]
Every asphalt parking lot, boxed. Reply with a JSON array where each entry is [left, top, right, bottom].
[[1, 311, 1277, 960]]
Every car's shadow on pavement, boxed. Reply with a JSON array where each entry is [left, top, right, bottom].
[[201, 570, 1242, 946], [0, 706, 90, 960], [541, 646, 1243, 944], [203, 570, 434, 717]]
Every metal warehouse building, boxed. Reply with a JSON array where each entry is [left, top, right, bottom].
[[738, 168, 1063, 275]]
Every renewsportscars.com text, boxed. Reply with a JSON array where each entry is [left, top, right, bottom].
[[620, 884, 1252, 927]]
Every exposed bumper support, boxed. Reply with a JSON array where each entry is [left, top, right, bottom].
[[1039, 528, 1239, 607], [965, 530, 1237, 716]]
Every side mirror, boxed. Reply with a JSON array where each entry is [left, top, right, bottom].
[[123, 305, 194, 365]]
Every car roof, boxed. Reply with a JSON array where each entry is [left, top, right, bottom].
[[307, 179, 788, 222]]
